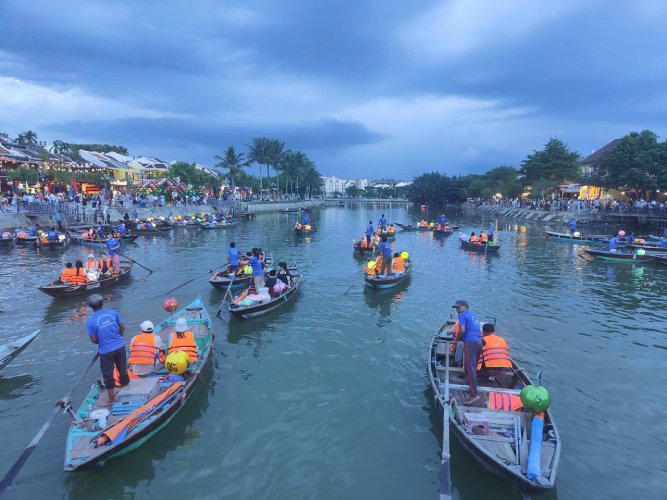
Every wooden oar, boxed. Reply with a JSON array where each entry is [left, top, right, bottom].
[[117, 252, 153, 274], [164, 264, 227, 295], [440, 338, 453, 500], [215, 270, 237, 318], [0, 352, 100, 494]]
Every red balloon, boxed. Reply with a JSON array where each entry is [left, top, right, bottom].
[[163, 297, 179, 313]]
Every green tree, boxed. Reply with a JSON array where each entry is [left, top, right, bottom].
[[6, 168, 40, 183], [267, 139, 285, 194], [247, 137, 272, 196], [214, 146, 246, 189], [0, 131, 9, 140], [345, 185, 363, 198], [16, 130, 38, 146], [593, 130, 666, 198], [168, 161, 216, 187], [520, 138, 581, 189], [408, 172, 459, 206]]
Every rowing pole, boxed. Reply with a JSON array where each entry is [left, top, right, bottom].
[[0, 353, 100, 494]]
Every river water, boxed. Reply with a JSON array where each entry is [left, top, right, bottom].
[[1, 204, 665, 499]]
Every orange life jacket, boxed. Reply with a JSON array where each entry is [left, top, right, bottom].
[[388, 227, 395, 235], [60, 268, 75, 283], [112, 366, 139, 387], [168, 331, 198, 362], [469, 236, 480, 243], [98, 258, 113, 273], [86, 260, 98, 271], [477, 335, 512, 370], [69, 268, 88, 285], [480, 233, 488, 243], [488, 391, 523, 412], [392, 257, 405, 271], [128, 333, 166, 365]]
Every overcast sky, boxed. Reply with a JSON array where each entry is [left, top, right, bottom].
[[1, 0, 666, 178]]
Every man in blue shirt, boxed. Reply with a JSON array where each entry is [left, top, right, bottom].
[[47, 227, 58, 241], [366, 221, 374, 246], [55, 211, 63, 231], [227, 241, 240, 272], [569, 217, 577, 235], [106, 237, 121, 273], [249, 248, 265, 290], [86, 294, 128, 402], [302, 213, 310, 225], [28, 224, 39, 236], [453, 299, 483, 404], [609, 235, 619, 253], [438, 214, 446, 227], [488, 222, 495, 242], [378, 214, 387, 230], [378, 235, 393, 276]]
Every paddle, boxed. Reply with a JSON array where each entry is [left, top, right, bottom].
[[440, 333, 453, 500], [215, 270, 237, 318], [117, 252, 153, 274], [164, 264, 227, 295], [0, 352, 100, 495]]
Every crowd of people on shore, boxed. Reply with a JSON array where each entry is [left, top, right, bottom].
[[471, 196, 667, 215]]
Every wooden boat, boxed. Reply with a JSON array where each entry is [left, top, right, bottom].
[[131, 227, 167, 235], [652, 254, 667, 265], [0, 236, 16, 247], [460, 239, 500, 254], [0, 330, 39, 372], [198, 220, 237, 229], [294, 226, 316, 235], [281, 208, 301, 214], [38, 263, 132, 298], [70, 234, 139, 247], [353, 241, 376, 253], [545, 230, 603, 243], [428, 320, 560, 495], [63, 298, 213, 471], [36, 234, 70, 250], [210, 271, 253, 290], [584, 249, 653, 262], [364, 261, 412, 289], [229, 267, 300, 319], [433, 228, 454, 237], [627, 243, 667, 253], [16, 234, 39, 245], [395, 222, 430, 232]]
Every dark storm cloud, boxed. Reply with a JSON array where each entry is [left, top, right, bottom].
[[2, 0, 667, 177]]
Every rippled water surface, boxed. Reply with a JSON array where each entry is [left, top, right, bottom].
[[1, 205, 666, 499]]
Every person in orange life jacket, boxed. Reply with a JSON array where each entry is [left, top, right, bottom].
[[476, 323, 514, 388], [60, 262, 75, 283], [378, 235, 393, 276], [87, 294, 129, 402], [453, 299, 483, 404], [69, 260, 88, 285], [469, 232, 480, 243], [86, 254, 98, 272], [480, 231, 488, 244], [392, 252, 405, 271], [98, 252, 114, 276], [168, 317, 198, 364], [128, 321, 166, 376]]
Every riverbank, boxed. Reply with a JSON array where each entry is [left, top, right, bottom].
[[466, 203, 603, 225]]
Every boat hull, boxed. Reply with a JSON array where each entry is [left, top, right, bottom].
[[0, 330, 39, 371], [38, 265, 132, 298], [0, 238, 15, 247], [585, 250, 653, 263], [459, 240, 500, 253], [229, 269, 300, 319], [364, 263, 412, 289], [209, 274, 252, 289]]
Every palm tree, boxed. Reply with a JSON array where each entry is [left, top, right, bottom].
[[16, 130, 38, 146], [267, 139, 285, 196], [247, 137, 272, 198], [50, 139, 68, 156], [214, 146, 246, 189]]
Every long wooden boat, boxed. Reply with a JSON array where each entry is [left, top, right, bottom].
[[584, 249, 653, 263], [545, 230, 601, 243], [0, 236, 16, 247], [36, 234, 70, 250], [16, 234, 39, 245], [433, 228, 454, 237], [229, 267, 301, 319], [281, 208, 301, 214], [652, 254, 667, 266], [627, 243, 667, 253], [353, 241, 376, 253], [395, 222, 430, 232], [198, 221, 238, 229], [364, 261, 412, 289], [131, 227, 168, 235], [64, 298, 213, 471], [460, 239, 500, 254], [294, 227, 316, 235], [37, 264, 132, 298], [70, 234, 139, 247], [209, 267, 255, 290], [0, 330, 39, 372], [428, 320, 560, 495]]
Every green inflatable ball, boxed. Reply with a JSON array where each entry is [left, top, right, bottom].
[[520, 385, 552, 413]]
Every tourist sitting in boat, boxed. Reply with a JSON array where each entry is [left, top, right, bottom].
[[304, 224, 312, 231], [168, 317, 198, 364], [60, 262, 75, 284], [295, 222, 303, 230], [480, 231, 488, 244], [469, 232, 480, 243], [277, 262, 292, 287], [387, 224, 396, 235], [392, 252, 405, 272], [418, 219, 428, 228], [69, 260, 89, 285], [86, 254, 100, 281], [98, 252, 114, 276], [129, 321, 166, 376], [476, 323, 513, 387]]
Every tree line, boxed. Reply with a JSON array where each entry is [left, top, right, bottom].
[[408, 130, 667, 206]]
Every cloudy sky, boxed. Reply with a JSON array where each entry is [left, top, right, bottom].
[[1, 0, 666, 178]]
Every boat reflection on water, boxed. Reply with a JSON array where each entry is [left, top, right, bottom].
[[363, 280, 409, 327], [0, 374, 38, 402]]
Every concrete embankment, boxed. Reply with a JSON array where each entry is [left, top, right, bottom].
[[466, 203, 603, 225]]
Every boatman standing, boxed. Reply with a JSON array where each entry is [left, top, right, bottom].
[[438, 213, 447, 227], [569, 217, 577, 235], [453, 299, 483, 404], [378, 235, 393, 276], [378, 214, 387, 231], [366, 220, 374, 246], [302, 213, 310, 226], [106, 237, 121, 273], [87, 294, 129, 403], [228, 241, 240, 273], [609, 234, 619, 253], [249, 248, 265, 290], [488, 222, 495, 242]]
